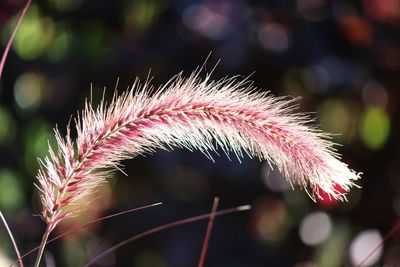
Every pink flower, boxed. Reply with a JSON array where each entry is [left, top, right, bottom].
[[36, 71, 360, 231]]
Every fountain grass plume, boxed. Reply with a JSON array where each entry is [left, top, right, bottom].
[[36, 70, 360, 232]]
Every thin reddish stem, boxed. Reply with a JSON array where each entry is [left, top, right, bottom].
[[83, 204, 251, 267], [33, 225, 50, 267], [10, 202, 162, 267], [0, 0, 32, 79], [197, 197, 219, 267], [0, 211, 24, 267]]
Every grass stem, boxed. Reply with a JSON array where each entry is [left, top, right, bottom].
[[33, 226, 50, 267]]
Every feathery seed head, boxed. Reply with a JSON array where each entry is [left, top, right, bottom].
[[36, 70, 360, 230]]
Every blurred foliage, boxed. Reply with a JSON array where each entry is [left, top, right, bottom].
[[5, 5, 54, 60], [0, 106, 16, 144], [0, 169, 24, 210]]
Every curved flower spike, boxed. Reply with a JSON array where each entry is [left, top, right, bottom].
[[36, 71, 360, 231]]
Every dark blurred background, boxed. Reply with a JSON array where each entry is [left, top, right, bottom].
[[0, 0, 400, 266]]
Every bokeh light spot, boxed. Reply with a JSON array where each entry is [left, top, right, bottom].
[[259, 23, 289, 52], [124, 0, 167, 36], [297, 0, 328, 21], [359, 107, 390, 150], [362, 80, 388, 108], [261, 163, 291, 192], [340, 15, 372, 46], [11, 5, 54, 60], [63, 238, 86, 266], [183, 4, 230, 40], [24, 119, 55, 174], [14, 72, 46, 112], [350, 229, 383, 267], [47, 24, 72, 62], [0, 107, 16, 144], [318, 99, 357, 143], [59, 182, 113, 237], [299, 211, 332, 246], [252, 198, 289, 242], [363, 0, 400, 24], [0, 169, 24, 210], [316, 223, 351, 267]]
